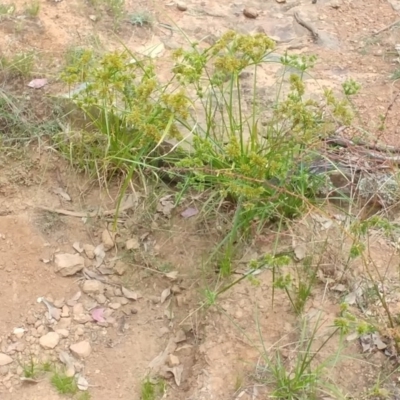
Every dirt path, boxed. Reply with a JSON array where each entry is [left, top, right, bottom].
[[1, 0, 400, 399]]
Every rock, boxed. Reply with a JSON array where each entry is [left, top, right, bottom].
[[26, 315, 36, 325], [0, 354, 13, 366], [89, 14, 97, 22], [15, 342, 25, 352], [126, 237, 140, 251], [243, 7, 258, 18], [82, 280, 104, 295], [101, 229, 115, 251], [0, 365, 9, 375], [83, 244, 95, 260], [109, 303, 121, 310], [66, 291, 82, 306], [112, 297, 128, 305], [56, 318, 71, 330], [72, 241, 84, 253], [114, 261, 128, 276], [114, 287, 122, 296], [121, 286, 139, 300], [73, 303, 91, 324], [54, 298, 65, 308], [276, 0, 286, 2], [75, 327, 85, 337], [176, 1, 187, 11], [13, 328, 25, 339], [37, 325, 47, 335], [61, 305, 70, 317], [168, 354, 180, 367], [73, 303, 85, 315], [56, 329, 69, 338], [54, 253, 85, 277], [70, 341, 92, 359], [96, 294, 107, 304], [39, 332, 60, 349], [83, 299, 98, 311], [171, 285, 181, 294]]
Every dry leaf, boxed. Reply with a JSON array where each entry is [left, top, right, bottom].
[[148, 338, 177, 372], [165, 271, 178, 281], [346, 332, 358, 342], [160, 288, 171, 304], [294, 244, 306, 260], [122, 286, 138, 300], [138, 41, 165, 58], [77, 375, 89, 391], [157, 195, 175, 217], [72, 242, 84, 253], [94, 244, 106, 268], [331, 284, 347, 292], [98, 266, 114, 275], [53, 187, 72, 201], [59, 351, 75, 377], [20, 377, 40, 384], [164, 308, 174, 320], [181, 207, 198, 219], [166, 365, 184, 386], [126, 237, 140, 250]]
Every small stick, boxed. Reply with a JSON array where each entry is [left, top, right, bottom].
[[372, 19, 400, 36], [293, 11, 319, 40]]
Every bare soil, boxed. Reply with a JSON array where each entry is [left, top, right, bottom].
[[1, 0, 400, 399]]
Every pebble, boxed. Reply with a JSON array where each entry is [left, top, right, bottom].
[[26, 315, 36, 325], [171, 285, 181, 294], [101, 229, 115, 251], [56, 318, 72, 330], [75, 327, 85, 337], [0, 354, 13, 366], [168, 354, 180, 367], [114, 261, 127, 276], [243, 7, 258, 18], [61, 305, 70, 317], [15, 343, 25, 352], [83, 244, 95, 259], [70, 341, 91, 359], [108, 303, 121, 310], [176, 1, 187, 11], [37, 326, 47, 335], [112, 297, 128, 306], [39, 332, 60, 349], [54, 298, 65, 308], [82, 280, 104, 295], [126, 237, 140, 251], [56, 329, 69, 338], [0, 366, 9, 376], [96, 294, 107, 304]]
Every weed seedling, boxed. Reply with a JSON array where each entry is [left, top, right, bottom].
[[51, 371, 78, 395], [129, 11, 153, 27], [140, 378, 165, 400]]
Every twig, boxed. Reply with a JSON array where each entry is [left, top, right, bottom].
[[381, 91, 400, 127], [372, 19, 400, 36], [293, 11, 319, 40], [36, 197, 136, 218]]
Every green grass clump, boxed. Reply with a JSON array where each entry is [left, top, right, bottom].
[[51, 371, 78, 394], [59, 31, 359, 273]]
